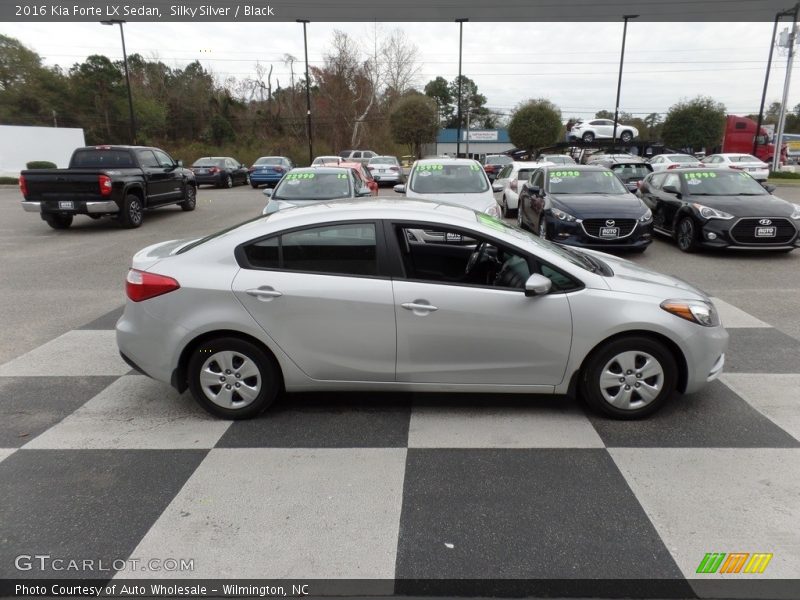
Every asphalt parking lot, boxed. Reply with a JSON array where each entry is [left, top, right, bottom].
[[1, 182, 799, 597]]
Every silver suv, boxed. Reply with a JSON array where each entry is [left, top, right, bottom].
[[338, 150, 378, 166]]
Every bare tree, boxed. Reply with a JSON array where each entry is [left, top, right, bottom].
[[381, 29, 420, 96]]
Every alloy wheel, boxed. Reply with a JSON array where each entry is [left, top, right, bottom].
[[677, 218, 695, 251], [199, 350, 262, 409], [129, 199, 143, 225], [598, 350, 664, 411]]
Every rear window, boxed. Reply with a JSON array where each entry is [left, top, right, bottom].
[[670, 155, 697, 163], [369, 157, 398, 165], [517, 169, 535, 181], [610, 164, 652, 178], [728, 155, 761, 163], [193, 158, 225, 167], [71, 149, 134, 168], [254, 157, 284, 165], [485, 155, 512, 166], [272, 171, 352, 200]]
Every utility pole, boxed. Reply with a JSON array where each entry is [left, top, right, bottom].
[[297, 19, 313, 165], [465, 104, 471, 158], [101, 20, 135, 144], [455, 18, 467, 158], [754, 9, 786, 156], [612, 15, 638, 152], [774, 4, 799, 173]]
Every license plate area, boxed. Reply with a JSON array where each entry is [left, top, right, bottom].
[[600, 227, 619, 238], [755, 226, 776, 237], [58, 201, 74, 210]]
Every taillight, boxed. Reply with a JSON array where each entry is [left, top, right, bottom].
[[510, 180, 518, 191], [274, 166, 285, 172], [99, 175, 112, 197], [19, 175, 27, 197], [126, 269, 180, 302], [729, 165, 743, 170], [367, 166, 375, 170], [209, 167, 220, 174], [667, 164, 678, 169], [390, 166, 400, 172]]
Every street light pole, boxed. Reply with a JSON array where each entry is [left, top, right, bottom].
[[455, 18, 468, 158], [612, 14, 638, 151], [101, 19, 135, 144], [754, 9, 787, 156], [297, 19, 313, 165], [773, 4, 799, 173]]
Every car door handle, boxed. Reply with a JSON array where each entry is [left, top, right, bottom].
[[246, 287, 283, 300], [401, 302, 438, 312]]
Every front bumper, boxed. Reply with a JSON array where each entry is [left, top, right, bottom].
[[682, 325, 729, 394], [546, 218, 653, 250], [691, 217, 800, 250]]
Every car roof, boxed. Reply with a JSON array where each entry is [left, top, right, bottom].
[[414, 158, 481, 165], [512, 161, 544, 168], [256, 156, 289, 160]]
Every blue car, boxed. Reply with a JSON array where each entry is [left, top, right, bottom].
[[249, 156, 294, 188]]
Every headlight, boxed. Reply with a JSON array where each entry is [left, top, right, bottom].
[[551, 208, 578, 222], [692, 203, 734, 220], [485, 204, 501, 218], [791, 203, 800, 219], [639, 208, 652, 223], [660, 299, 720, 327]]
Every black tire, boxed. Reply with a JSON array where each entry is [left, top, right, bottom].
[[44, 214, 73, 229], [620, 130, 633, 143], [187, 337, 280, 420], [118, 194, 144, 228], [251, 181, 259, 189], [675, 216, 698, 253], [222, 174, 233, 189], [501, 196, 509, 218], [580, 335, 678, 419], [180, 184, 196, 211], [582, 131, 595, 142]]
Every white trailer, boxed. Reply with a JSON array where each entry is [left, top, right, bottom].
[[0, 125, 86, 178]]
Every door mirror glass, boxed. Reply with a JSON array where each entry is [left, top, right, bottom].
[[176, 159, 183, 167], [524, 273, 552, 297], [492, 183, 504, 193], [393, 184, 406, 194]]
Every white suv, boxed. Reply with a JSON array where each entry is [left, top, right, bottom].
[[569, 119, 639, 143]]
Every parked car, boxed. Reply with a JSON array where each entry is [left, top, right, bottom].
[[338, 150, 378, 166], [117, 199, 728, 421], [367, 155, 403, 185], [249, 156, 294, 188], [539, 154, 577, 166], [261, 167, 373, 214], [593, 158, 654, 192], [394, 158, 503, 217], [19, 145, 196, 230], [481, 154, 513, 180], [637, 168, 800, 252], [569, 119, 639, 143], [701, 153, 770, 182], [311, 156, 343, 166], [517, 165, 653, 252], [492, 161, 547, 217], [586, 152, 635, 165], [340, 161, 379, 195], [190, 157, 249, 188], [648, 154, 704, 172]]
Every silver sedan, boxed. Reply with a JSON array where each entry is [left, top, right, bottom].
[[117, 199, 728, 420]]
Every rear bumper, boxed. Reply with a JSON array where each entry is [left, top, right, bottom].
[[24, 199, 119, 214], [194, 174, 223, 185], [21, 201, 40, 213], [250, 172, 284, 184]]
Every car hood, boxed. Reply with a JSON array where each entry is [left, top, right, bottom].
[[686, 194, 796, 217], [551, 193, 646, 218], [578, 248, 709, 300]]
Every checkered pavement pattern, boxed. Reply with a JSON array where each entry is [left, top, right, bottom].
[[1, 299, 799, 598]]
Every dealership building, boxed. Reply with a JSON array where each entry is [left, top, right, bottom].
[[422, 128, 514, 160]]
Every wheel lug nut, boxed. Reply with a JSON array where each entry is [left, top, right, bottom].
[[636, 373, 642, 378], [626, 370, 633, 375], [235, 373, 241, 378], [225, 369, 232, 374], [619, 377, 625, 383], [219, 376, 225, 382], [235, 383, 241, 388], [225, 384, 232, 390], [635, 383, 640, 388], [625, 385, 631, 390]]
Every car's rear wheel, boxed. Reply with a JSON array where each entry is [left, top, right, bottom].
[[620, 130, 633, 143], [676, 217, 698, 253], [180, 184, 196, 211], [118, 194, 143, 228], [187, 337, 280, 420], [582, 132, 595, 142], [44, 214, 73, 229], [221, 174, 233, 189], [580, 336, 677, 419]]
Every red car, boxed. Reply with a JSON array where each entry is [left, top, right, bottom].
[[340, 161, 378, 195]]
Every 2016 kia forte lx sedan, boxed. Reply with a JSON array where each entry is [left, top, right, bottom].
[[116, 199, 728, 420]]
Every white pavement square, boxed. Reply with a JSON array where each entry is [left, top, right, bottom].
[[0, 448, 15, 464], [0, 330, 129, 377], [711, 297, 771, 329], [125, 448, 408, 578], [23, 376, 231, 450], [721, 374, 800, 442], [408, 401, 604, 448], [610, 448, 800, 579]]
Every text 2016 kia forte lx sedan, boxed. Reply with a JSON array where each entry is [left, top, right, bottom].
[[117, 199, 728, 420]]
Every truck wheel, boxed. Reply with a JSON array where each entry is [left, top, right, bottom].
[[44, 214, 73, 230], [180, 185, 196, 211], [118, 194, 144, 228]]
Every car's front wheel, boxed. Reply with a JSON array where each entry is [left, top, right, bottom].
[[582, 132, 595, 142], [676, 217, 698, 253], [580, 336, 678, 419], [180, 184, 196, 211], [187, 337, 280, 419]]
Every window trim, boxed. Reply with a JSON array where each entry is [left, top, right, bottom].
[[234, 219, 392, 280]]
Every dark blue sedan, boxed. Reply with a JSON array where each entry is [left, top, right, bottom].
[[249, 156, 294, 188]]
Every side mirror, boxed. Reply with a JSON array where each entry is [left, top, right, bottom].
[[176, 159, 183, 167], [663, 185, 681, 197], [262, 188, 273, 197], [492, 183, 504, 193], [763, 183, 776, 194], [524, 274, 552, 297], [393, 184, 406, 194]]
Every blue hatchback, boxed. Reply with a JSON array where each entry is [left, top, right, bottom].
[[249, 156, 294, 188]]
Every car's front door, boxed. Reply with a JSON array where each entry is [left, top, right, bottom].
[[232, 222, 396, 381], [153, 149, 184, 202], [389, 223, 573, 387], [135, 149, 173, 204]]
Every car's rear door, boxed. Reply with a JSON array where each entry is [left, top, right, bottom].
[[232, 221, 397, 381]]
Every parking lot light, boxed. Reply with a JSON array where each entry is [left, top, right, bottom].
[[101, 19, 135, 144], [456, 18, 468, 158]]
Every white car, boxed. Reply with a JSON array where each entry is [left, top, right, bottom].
[[701, 153, 770, 182], [310, 156, 342, 166], [569, 119, 639, 143], [493, 161, 549, 217], [648, 154, 704, 172], [394, 158, 502, 217], [537, 154, 577, 166]]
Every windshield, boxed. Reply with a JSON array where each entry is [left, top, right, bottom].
[[728, 155, 762, 163], [409, 163, 489, 194], [547, 169, 629, 195], [683, 171, 768, 195], [192, 158, 225, 167], [254, 157, 284, 165], [485, 155, 512, 166], [610, 164, 652, 179], [273, 171, 352, 200], [669, 155, 697, 163], [369, 157, 397, 165]]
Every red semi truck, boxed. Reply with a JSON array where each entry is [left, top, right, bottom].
[[722, 115, 787, 164]]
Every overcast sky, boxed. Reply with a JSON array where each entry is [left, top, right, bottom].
[[2, 20, 798, 121]]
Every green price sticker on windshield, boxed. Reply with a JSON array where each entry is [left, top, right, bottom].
[[337, 173, 348, 179], [602, 172, 615, 177], [469, 164, 481, 171], [476, 212, 508, 231], [418, 164, 444, 171], [685, 172, 716, 179], [286, 172, 315, 180], [552, 171, 580, 177]]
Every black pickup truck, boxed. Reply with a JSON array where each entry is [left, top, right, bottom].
[[19, 145, 197, 229]]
